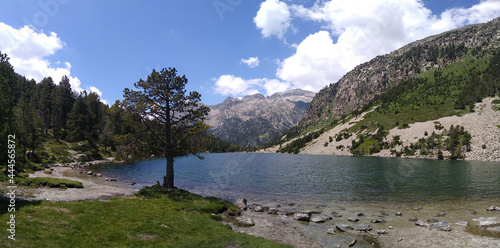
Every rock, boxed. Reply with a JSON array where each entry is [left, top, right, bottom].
[[486, 205, 500, 211], [371, 218, 386, 223], [427, 218, 439, 223], [380, 211, 389, 216], [294, 213, 311, 221], [429, 221, 452, 231], [395, 212, 403, 216], [388, 226, 394, 229], [105, 178, 110, 181], [109, 178, 117, 182], [478, 220, 499, 227], [235, 198, 247, 211], [248, 204, 260, 211], [96, 173, 102, 177], [455, 221, 468, 227], [357, 213, 365, 216], [267, 208, 279, 215], [434, 212, 446, 217], [236, 217, 255, 226], [415, 220, 429, 227], [353, 223, 372, 231], [486, 226, 500, 235], [376, 229, 388, 235], [336, 224, 353, 232], [408, 217, 418, 222], [131, 182, 136, 185], [254, 206, 264, 212], [87, 171, 93, 175], [348, 217, 359, 222], [331, 212, 343, 218], [301, 210, 321, 215], [277, 210, 294, 216], [311, 214, 332, 223], [349, 238, 357, 247], [327, 228, 336, 235]]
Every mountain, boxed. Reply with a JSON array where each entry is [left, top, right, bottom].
[[206, 89, 315, 147], [264, 17, 500, 162], [300, 17, 500, 127]]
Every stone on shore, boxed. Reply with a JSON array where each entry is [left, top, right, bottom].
[[235, 198, 247, 211], [348, 217, 359, 222], [375, 229, 388, 235], [429, 221, 452, 231], [486, 205, 500, 211], [310, 214, 332, 223], [294, 213, 311, 222], [336, 224, 353, 232], [353, 223, 372, 231], [415, 220, 429, 227], [327, 228, 336, 234], [236, 217, 255, 226], [371, 218, 386, 223], [267, 208, 279, 215]]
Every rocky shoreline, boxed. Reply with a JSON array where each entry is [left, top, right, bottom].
[[227, 198, 500, 248]]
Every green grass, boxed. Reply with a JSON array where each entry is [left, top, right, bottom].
[[0, 186, 290, 248], [16, 177, 84, 188]]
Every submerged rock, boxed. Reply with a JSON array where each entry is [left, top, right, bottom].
[[353, 223, 372, 231], [455, 221, 468, 227], [294, 213, 311, 222], [311, 214, 332, 223], [429, 221, 452, 231], [486, 205, 500, 211], [371, 218, 386, 223], [348, 217, 359, 222], [375, 229, 388, 235], [336, 224, 353, 232]]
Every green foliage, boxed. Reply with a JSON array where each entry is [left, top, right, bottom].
[[0, 188, 289, 248], [278, 128, 325, 154], [350, 126, 388, 156]]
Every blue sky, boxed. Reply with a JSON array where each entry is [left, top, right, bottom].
[[1, 0, 499, 105]]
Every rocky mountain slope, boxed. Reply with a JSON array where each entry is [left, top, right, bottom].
[[206, 89, 315, 147], [300, 17, 500, 127]]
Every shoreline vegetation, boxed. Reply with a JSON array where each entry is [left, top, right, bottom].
[[1, 160, 499, 247]]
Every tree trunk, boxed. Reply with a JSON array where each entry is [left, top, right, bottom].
[[164, 155, 174, 188]]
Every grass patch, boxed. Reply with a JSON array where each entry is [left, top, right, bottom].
[[16, 177, 83, 189], [0, 186, 290, 247]]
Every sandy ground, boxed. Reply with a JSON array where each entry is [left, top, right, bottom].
[[20, 167, 138, 201], [262, 97, 500, 162]]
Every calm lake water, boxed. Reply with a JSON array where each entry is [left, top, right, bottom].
[[93, 153, 500, 206]]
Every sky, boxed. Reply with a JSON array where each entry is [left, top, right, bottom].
[[1, 0, 500, 105]]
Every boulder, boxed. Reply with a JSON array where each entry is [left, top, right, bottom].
[[311, 214, 332, 223], [235, 198, 247, 211], [429, 221, 452, 231], [353, 223, 372, 231], [236, 217, 255, 226], [294, 213, 311, 222], [336, 224, 353, 232]]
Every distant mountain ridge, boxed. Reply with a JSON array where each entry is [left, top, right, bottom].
[[206, 89, 315, 147]]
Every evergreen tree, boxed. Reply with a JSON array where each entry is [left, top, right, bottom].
[[122, 68, 209, 188]]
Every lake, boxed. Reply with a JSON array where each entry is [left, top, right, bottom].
[[93, 153, 500, 207]]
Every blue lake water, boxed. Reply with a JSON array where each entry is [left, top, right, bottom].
[[93, 153, 500, 205]]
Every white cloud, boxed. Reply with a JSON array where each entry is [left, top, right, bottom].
[[240, 56, 260, 68], [254, 0, 292, 39], [272, 0, 500, 92], [213, 74, 291, 97], [0, 22, 103, 99]]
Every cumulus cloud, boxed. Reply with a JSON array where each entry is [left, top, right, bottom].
[[268, 0, 500, 92], [240, 56, 260, 68], [213, 74, 291, 97], [254, 0, 292, 39], [0, 22, 102, 97]]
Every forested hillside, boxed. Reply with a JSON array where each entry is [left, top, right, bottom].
[[0, 52, 241, 172]]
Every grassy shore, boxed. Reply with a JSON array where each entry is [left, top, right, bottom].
[[0, 185, 290, 248]]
